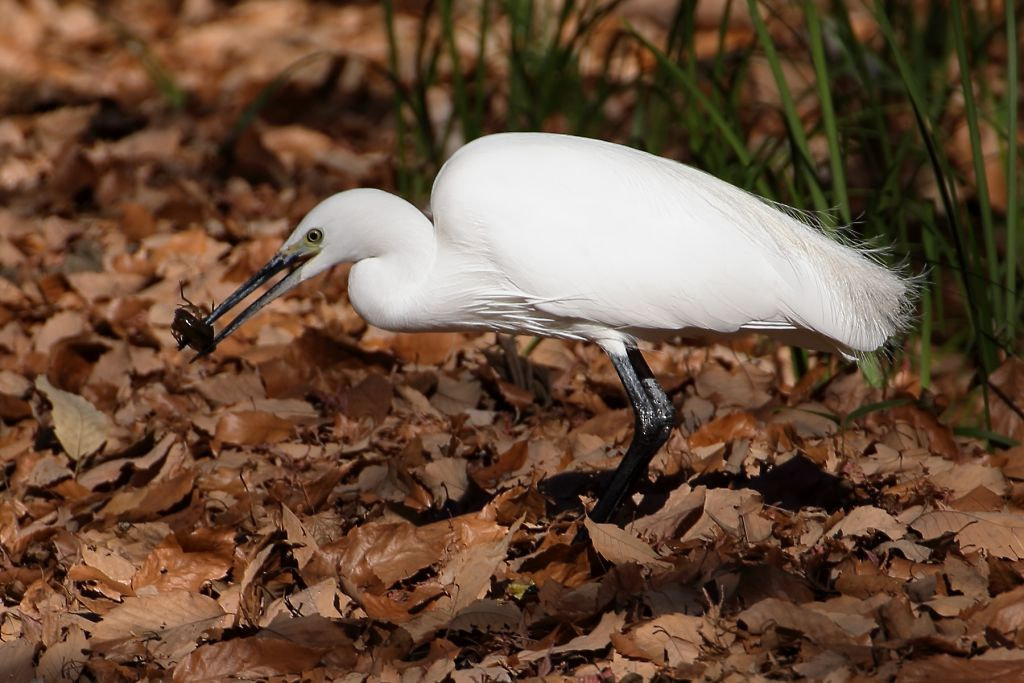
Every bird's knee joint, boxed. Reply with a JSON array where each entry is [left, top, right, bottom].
[[636, 407, 672, 444]]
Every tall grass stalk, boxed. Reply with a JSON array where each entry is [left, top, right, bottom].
[[873, 3, 998, 383], [950, 0, 998, 316], [746, 0, 828, 215], [1006, 0, 1020, 341], [805, 2, 850, 225]]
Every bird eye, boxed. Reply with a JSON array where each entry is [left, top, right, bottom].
[[305, 228, 324, 244]]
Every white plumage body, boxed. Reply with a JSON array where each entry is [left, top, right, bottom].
[[201, 132, 914, 523], [326, 133, 910, 356]]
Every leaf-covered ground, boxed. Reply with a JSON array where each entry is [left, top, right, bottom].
[[2, 2, 1024, 681]]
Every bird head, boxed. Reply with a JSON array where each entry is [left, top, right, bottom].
[[193, 199, 343, 356]]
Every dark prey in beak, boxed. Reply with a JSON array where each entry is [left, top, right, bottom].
[[181, 249, 311, 358]]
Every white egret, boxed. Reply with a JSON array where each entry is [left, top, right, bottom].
[[188, 133, 912, 523]]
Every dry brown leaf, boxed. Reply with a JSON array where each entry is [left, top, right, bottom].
[[891, 403, 960, 460], [585, 518, 670, 569], [989, 358, 1024, 444], [33, 310, 88, 352], [632, 485, 707, 540], [967, 585, 1024, 636], [770, 402, 836, 438], [610, 612, 703, 667], [688, 411, 759, 448], [342, 372, 392, 422], [357, 461, 432, 510], [133, 535, 232, 593], [401, 519, 520, 642], [336, 515, 504, 589], [89, 591, 225, 662], [896, 654, 1024, 683], [172, 635, 325, 682], [519, 610, 625, 662], [910, 510, 1024, 560], [390, 331, 465, 364], [1001, 445, 1024, 480], [99, 470, 195, 521], [738, 597, 852, 645], [0, 370, 31, 396], [951, 485, 1005, 512], [25, 454, 71, 488], [261, 579, 347, 625], [191, 371, 266, 406], [829, 506, 906, 540], [213, 410, 294, 449], [431, 374, 482, 415], [34, 374, 110, 460], [930, 463, 1008, 499], [77, 433, 177, 491], [447, 598, 524, 634], [469, 440, 529, 490], [36, 626, 88, 682], [694, 363, 773, 409], [280, 505, 319, 570], [80, 544, 136, 585], [679, 488, 768, 544], [420, 457, 470, 505]]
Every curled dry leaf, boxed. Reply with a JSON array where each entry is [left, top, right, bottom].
[[401, 519, 520, 643], [519, 610, 626, 662], [213, 410, 294, 450], [738, 597, 856, 646], [688, 411, 759, 448], [133, 535, 232, 593], [896, 653, 1024, 683], [829, 506, 906, 541], [910, 510, 1024, 560], [447, 598, 524, 635], [89, 591, 225, 663], [34, 375, 110, 460], [610, 612, 703, 668], [172, 634, 326, 682], [584, 517, 671, 570], [99, 470, 195, 522], [676, 488, 769, 545], [694, 363, 774, 409]]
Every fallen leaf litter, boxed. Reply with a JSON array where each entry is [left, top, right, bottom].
[[1, 2, 1022, 681]]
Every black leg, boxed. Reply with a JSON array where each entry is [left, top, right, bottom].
[[588, 343, 675, 523]]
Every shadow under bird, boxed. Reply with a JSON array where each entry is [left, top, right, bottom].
[[183, 132, 912, 524]]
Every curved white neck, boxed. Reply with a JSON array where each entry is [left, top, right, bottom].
[[345, 197, 437, 330]]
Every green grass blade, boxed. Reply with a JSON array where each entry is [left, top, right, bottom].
[[841, 398, 913, 430], [382, 0, 411, 196], [805, 2, 850, 224], [441, 0, 471, 139], [222, 51, 332, 155], [1006, 0, 1020, 341], [920, 220, 936, 389], [629, 26, 773, 197], [874, 3, 998, 383], [953, 426, 1019, 449], [104, 15, 185, 110], [950, 0, 999, 319], [746, 0, 828, 214]]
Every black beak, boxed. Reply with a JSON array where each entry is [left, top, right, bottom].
[[193, 249, 311, 358]]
